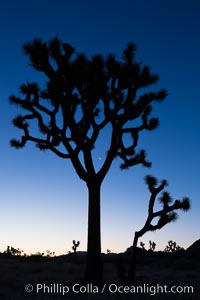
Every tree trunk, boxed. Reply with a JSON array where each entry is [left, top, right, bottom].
[[85, 180, 103, 283], [127, 233, 138, 283]]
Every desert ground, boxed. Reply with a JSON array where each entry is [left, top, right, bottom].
[[0, 245, 200, 300]]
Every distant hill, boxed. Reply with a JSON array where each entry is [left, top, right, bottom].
[[124, 246, 146, 255], [186, 239, 200, 258]]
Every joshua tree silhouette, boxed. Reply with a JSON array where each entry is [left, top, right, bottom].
[[139, 240, 156, 251], [6, 246, 22, 256], [140, 241, 145, 250], [127, 175, 191, 282], [72, 240, 80, 255], [149, 240, 156, 251], [10, 38, 167, 283], [164, 240, 183, 252]]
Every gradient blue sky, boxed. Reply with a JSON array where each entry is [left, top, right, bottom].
[[0, 0, 199, 255]]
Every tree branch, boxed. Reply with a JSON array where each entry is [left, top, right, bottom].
[[133, 176, 191, 239]]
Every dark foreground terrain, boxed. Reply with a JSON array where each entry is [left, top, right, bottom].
[[0, 242, 200, 300]]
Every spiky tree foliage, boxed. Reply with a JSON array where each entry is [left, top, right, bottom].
[[128, 175, 191, 282], [10, 38, 167, 283]]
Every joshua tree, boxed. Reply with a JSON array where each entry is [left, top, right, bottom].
[[164, 240, 183, 252], [10, 38, 167, 283], [149, 240, 156, 251], [72, 240, 80, 255], [127, 175, 191, 282], [140, 241, 145, 250], [6, 246, 22, 256]]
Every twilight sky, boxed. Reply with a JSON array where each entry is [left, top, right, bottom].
[[0, 0, 200, 255]]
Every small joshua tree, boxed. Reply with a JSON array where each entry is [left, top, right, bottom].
[[164, 240, 183, 252], [6, 246, 22, 256], [140, 241, 145, 250], [127, 175, 191, 282], [72, 240, 80, 255], [149, 240, 156, 251]]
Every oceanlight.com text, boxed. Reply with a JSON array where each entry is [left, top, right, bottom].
[[25, 282, 194, 296]]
